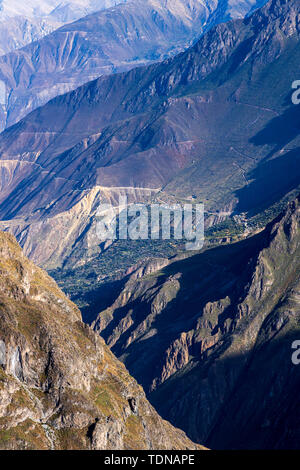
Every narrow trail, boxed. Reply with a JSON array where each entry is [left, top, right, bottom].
[[234, 101, 280, 116]]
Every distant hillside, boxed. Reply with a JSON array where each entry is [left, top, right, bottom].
[[0, 0, 298, 270], [0, 0, 267, 130], [0, 0, 127, 56]]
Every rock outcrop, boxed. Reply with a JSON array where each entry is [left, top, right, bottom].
[[0, 231, 204, 450]]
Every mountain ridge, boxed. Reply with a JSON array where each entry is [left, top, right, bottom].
[[0, 0, 298, 271], [90, 193, 300, 448], [0, 229, 204, 450], [0, 1, 128, 56], [0, 0, 268, 130]]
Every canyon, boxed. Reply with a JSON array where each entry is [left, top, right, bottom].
[[0, 0, 299, 451], [89, 194, 300, 449]]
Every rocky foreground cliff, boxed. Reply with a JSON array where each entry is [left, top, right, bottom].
[[0, 231, 204, 450], [91, 195, 300, 449]]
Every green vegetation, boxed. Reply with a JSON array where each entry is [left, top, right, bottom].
[[50, 193, 297, 315], [206, 218, 244, 240]]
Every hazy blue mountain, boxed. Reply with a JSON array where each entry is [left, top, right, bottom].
[[0, 0, 268, 130], [0, 0, 127, 56]]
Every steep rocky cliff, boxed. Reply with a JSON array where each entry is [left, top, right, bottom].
[[90, 195, 300, 449], [0, 231, 203, 450]]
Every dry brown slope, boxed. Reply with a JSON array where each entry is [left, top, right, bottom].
[[0, 231, 204, 450]]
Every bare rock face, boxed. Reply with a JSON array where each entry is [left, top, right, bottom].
[[91, 416, 124, 450], [91, 195, 300, 449], [0, 231, 204, 450]]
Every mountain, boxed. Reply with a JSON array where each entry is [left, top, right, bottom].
[[0, 230, 203, 450], [0, 0, 298, 271], [88, 194, 300, 449], [0, 1, 127, 56], [0, 0, 268, 130]]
